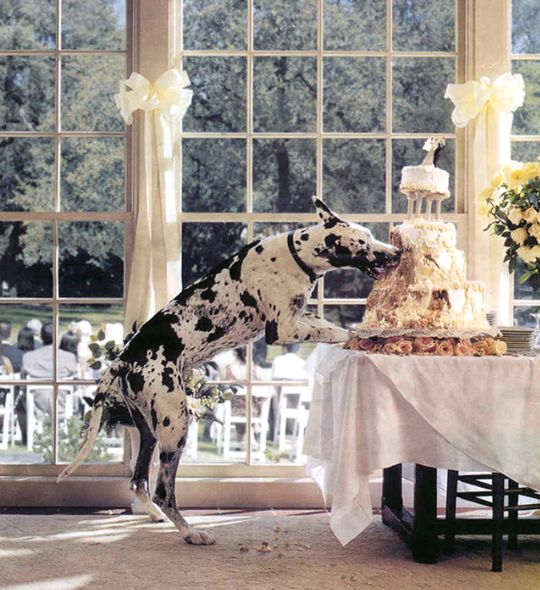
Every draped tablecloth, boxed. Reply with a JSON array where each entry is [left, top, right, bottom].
[[303, 345, 540, 546]]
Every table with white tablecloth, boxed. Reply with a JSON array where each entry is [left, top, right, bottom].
[[303, 345, 540, 556]]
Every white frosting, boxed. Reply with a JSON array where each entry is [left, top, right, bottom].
[[400, 165, 450, 196]]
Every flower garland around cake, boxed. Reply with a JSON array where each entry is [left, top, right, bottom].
[[345, 335, 507, 357], [480, 160, 540, 289]]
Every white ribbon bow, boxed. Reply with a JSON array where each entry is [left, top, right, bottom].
[[115, 69, 193, 125], [444, 72, 525, 128]]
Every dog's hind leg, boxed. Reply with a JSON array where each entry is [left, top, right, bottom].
[[129, 405, 167, 523], [152, 393, 215, 545]]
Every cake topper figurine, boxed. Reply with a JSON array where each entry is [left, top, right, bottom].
[[400, 136, 450, 221], [421, 136, 446, 166]]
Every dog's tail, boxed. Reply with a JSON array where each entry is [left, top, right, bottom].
[[56, 366, 119, 483]]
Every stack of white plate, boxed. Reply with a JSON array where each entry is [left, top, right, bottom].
[[499, 327, 536, 355]]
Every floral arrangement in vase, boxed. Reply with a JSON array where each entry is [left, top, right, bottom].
[[479, 160, 540, 288]]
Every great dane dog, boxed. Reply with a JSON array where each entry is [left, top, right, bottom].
[[58, 198, 400, 545]]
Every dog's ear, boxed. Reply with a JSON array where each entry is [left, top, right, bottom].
[[312, 196, 343, 225]]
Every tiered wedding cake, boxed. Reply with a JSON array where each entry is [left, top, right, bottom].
[[347, 139, 504, 356]]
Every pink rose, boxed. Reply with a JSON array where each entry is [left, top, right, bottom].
[[454, 339, 473, 356], [413, 336, 436, 353], [435, 339, 455, 356], [396, 339, 413, 355], [472, 339, 491, 357]]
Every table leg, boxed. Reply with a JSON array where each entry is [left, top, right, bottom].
[[412, 464, 439, 563], [382, 464, 403, 530]]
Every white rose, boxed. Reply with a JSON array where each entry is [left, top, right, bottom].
[[507, 207, 523, 225], [511, 227, 528, 244], [523, 207, 539, 224], [517, 246, 537, 264], [530, 223, 540, 242]]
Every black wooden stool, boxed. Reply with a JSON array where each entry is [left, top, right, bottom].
[[445, 470, 540, 572]]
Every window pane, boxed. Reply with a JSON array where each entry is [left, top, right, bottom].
[[393, 0, 455, 52], [0, 138, 54, 212], [183, 57, 246, 133], [0, 304, 53, 465], [254, 0, 317, 50], [324, 0, 386, 51], [0, 222, 52, 298], [0, 57, 55, 131], [183, 0, 246, 50], [62, 0, 126, 50], [323, 304, 365, 329], [62, 55, 126, 132], [183, 139, 245, 213], [253, 57, 317, 132], [253, 139, 316, 212], [323, 139, 386, 213], [57, 395, 125, 463], [514, 260, 540, 301], [512, 141, 540, 162], [324, 57, 385, 132], [512, 61, 540, 136], [182, 223, 246, 287], [59, 304, 124, 379], [393, 58, 454, 133], [0, 1, 55, 50], [324, 223, 389, 299], [61, 138, 125, 212], [512, 0, 540, 54], [392, 138, 455, 214], [514, 306, 540, 331], [59, 222, 124, 298]]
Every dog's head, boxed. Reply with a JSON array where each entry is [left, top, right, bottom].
[[295, 198, 401, 279]]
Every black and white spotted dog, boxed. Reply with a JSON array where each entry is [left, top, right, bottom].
[[58, 198, 400, 545]]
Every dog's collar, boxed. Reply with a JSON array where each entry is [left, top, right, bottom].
[[287, 231, 319, 282]]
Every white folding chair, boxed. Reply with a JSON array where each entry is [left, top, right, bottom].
[[276, 383, 311, 460], [0, 386, 15, 449]]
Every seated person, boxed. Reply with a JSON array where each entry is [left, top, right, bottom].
[[16, 322, 78, 443], [0, 320, 23, 374], [17, 326, 35, 354], [26, 319, 43, 349]]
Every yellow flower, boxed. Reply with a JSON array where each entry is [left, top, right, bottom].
[[490, 171, 506, 189], [477, 201, 491, 218], [507, 167, 528, 191], [523, 207, 539, 224], [522, 162, 540, 182], [490, 339, 507, 356], [529, 222, 540, 242], [478, 187, 493, 202], [511, 227, 528, 244], [507, 207, 523, 225]]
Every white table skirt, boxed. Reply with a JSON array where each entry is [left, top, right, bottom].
[[303, 345, 540, 545]]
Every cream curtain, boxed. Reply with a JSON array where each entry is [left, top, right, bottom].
[[115, 70, 192, 509], [445, 73, 525, 325], [115, 69, 193, 332]]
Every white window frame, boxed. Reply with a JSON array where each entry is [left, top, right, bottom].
[[0, 0, 136, 478], [174, 0, 467, 477]]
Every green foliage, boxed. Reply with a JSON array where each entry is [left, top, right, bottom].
[[0, 0, 125, 298], [33, 415, 112, 463]]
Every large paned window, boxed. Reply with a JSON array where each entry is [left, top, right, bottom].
[[178, 0, 464, 467], [511, 0, 540, 326], [0, 1, 131, 473]]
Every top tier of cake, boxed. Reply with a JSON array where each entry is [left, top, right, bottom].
[[400, 164, 450, 198], [360, 219, 489, 332]]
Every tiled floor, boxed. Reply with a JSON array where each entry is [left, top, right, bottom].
[[1, 510, 539, 590]]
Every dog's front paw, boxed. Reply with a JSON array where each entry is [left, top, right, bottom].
[[183, 527, 215, 545]]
